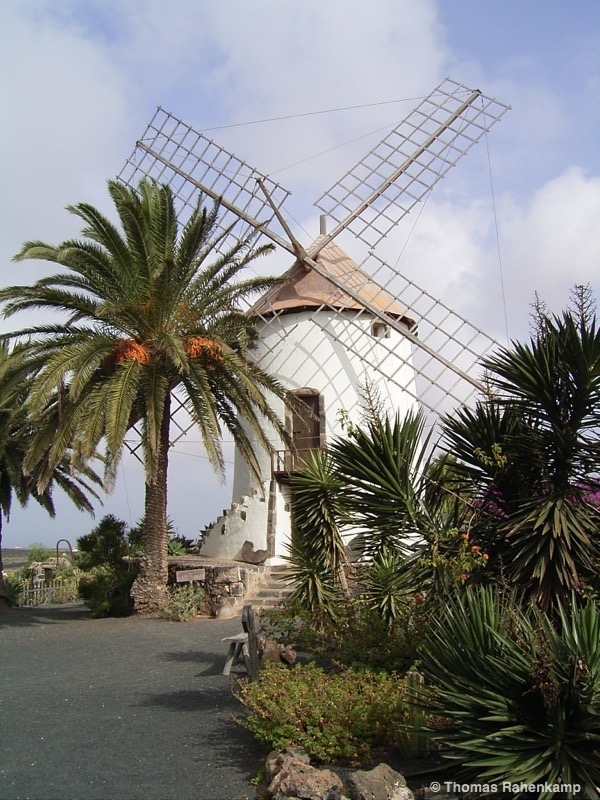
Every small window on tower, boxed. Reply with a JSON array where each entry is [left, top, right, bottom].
[[371, 322, 390, 339]]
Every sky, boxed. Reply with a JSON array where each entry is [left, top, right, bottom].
[[1, 0, 599, 548]]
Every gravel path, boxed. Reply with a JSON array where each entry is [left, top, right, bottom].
[[0, 604, 263, 800]]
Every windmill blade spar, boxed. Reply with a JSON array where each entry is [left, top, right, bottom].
[[312, 77, 510, 254], [118, 81, 509, 453], [118, 107, 293, 254]]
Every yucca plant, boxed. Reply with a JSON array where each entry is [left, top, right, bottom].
[[284, 532, 340, 615], [330, 408, 449, 558], [361, 550, 412, 625], [289, 449, 349, 594], [417, 587, 600, 799], [443, 312, 600, 611]]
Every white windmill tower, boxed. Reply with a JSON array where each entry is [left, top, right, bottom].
[[118, 78, 510, 564]]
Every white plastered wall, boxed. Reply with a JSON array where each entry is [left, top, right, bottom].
[[200, 309, 417, 561]]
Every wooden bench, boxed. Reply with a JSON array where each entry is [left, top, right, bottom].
[[221, 604, 260, 680]]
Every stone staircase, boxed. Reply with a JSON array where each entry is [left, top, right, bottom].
[[244, 564, 295, 610]]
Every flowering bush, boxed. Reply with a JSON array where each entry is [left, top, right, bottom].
[[426, 527, 489, 588]]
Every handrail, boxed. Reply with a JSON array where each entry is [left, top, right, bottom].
[[271, 449, 317, 475]]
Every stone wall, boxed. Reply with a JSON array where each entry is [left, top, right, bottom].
[[167, 559, 267, 617]]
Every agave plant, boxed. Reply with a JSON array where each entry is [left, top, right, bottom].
[[417, 587, 600, 799]]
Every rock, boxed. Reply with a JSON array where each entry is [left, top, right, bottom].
[[269, 763, 344, 800], [262, 637, 283, 663], [266, 747, 311, 781], [280, 645, 297, 665], [215, 597, 239, 619], [345, 763, 414, 800], [239, 540, 269, 565], [414, 789, 458, 800], [266, 747, 345, 800], [260, 638, 298, 666]]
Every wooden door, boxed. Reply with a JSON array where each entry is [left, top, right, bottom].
[[292, 394, 321, 464]]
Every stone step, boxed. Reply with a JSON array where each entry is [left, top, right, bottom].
[[239, 564, 296, 611], [262, 579, 293, 589], [255, 588, 293, 599], [259, 597, 289, 607]]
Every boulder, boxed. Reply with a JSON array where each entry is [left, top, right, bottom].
[[260, 637, 298, 666], [266, 747, 345, 800], [265, 747, 311, 781], [345, 763, 414, 800], [239, 540, 269, 565], [280, 644, 297, 665], [261, 637, 283, 663], [215, 597, 239, 619]]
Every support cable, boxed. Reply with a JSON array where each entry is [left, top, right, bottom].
[[485, 128, 510, 343]]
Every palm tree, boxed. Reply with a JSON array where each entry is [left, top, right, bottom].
[[1, 179, 291, 613], [0, 344, 102, 600]]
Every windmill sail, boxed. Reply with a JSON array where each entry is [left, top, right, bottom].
[[312, 77, 510, 253], [119, 107, 292, 253], [118, 78, 509, 454]]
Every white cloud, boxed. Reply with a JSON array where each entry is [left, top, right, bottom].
[[0, 2, 131, 271], [499, 167, 600, 333], [356, 166, 600, 346]]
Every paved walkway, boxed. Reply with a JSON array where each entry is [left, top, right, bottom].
[[0, 604, 263, 800]]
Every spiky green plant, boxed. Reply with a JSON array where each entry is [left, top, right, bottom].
[[417, 587, 600, 799], [361, 550, 412, 625], [288, 448, 348, 600], [284, 533, 340, 614], [443, 312, 600, 610], [330, 408, 448, 557]]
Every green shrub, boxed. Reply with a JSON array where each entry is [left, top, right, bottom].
[[76, 515, 138, 617], [78, 564, 137, 618], [235, 662, 408, 764], [15, 543, 54, 579], [417, 587, 600, 799], [2, 573, 24, 606], [76, 515, 132, 570], [167, 536, 191, 556], [261, 595, 428, 674], [160, 583, 206, 621]]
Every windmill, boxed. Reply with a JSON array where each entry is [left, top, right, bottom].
[[118, 77, 510, 561]]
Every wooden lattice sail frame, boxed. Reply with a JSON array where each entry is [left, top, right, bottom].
[[118, 77, 510, 455]]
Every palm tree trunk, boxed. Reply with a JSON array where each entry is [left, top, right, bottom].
[[131, 395, 171, 615]]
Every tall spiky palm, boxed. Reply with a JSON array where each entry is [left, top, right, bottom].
[[1, 179, 290, 613], [0, 344, 102, 599]]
